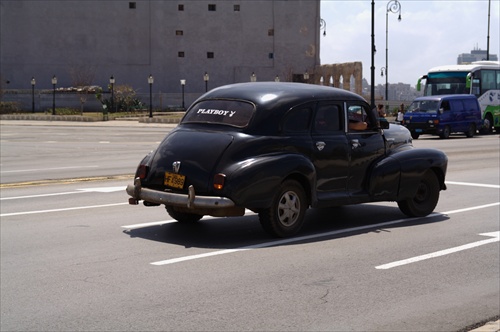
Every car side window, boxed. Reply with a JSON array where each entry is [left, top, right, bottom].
[[347, 104, 371, 131], [283, 106, 312, 133], [314, 104, 342, 133]]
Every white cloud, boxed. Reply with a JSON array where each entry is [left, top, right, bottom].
[[320, 0, 500, 87]]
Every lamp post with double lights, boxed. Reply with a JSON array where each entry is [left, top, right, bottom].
[[180, 79, 186, 109], [31, 77, 36, 113], [51, 75, 57, 115], [204, 72, 209, 92], [148, 74, 154, 118], [384, 0, 402, 110]]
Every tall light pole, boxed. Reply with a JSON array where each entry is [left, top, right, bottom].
[[370, 0, 375, 109], [204, 72, 209, 92], [109, 75, 115, 113], [31, 77, 36, 113], [148, 74, 154, 118], [180, 79, 186, 109], [51, 75, 57, 115], [385, 0, 402, 110]]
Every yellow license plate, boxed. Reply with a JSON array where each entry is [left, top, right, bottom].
[[164, 172, 186, 189]]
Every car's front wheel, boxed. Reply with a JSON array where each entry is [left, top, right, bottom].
[[397, 170, 440, 217], [259, 180, 308, 238], [166, 206, 203, 223]]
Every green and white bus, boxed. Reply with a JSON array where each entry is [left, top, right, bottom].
[[417, 61, 500, 133]]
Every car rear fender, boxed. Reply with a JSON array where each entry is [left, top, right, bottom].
[[222, 154, 315, 209]]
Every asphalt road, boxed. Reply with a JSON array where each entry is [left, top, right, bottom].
[[1, 121, 499, 331]]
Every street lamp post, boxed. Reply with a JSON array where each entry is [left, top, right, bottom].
[[51, 75, 57, 115], [303, 71, 309, 83], [204, 72, 209, 92], [385, 0, 402, 111], [180, 79, 186, 109], [320, 18, 327, 37], [370, 0, 376, 109], [148, 74, 154, 118], [109, 75, 115, 113], [31, 77, 36, 113]]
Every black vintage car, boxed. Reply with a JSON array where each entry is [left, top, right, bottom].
[[127, 82, 448, 237]]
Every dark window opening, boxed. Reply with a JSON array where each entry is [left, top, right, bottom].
[[178, 4, 184, 11], [176, 30, 183, 36], [207, 52, 214, 59], [268, 29, 274, 36], [178, 51, 185, 58], [268, 53, 274, 59], [208, 4, 216, 11], [129, 2, 136, 9], [234, 4, 240, 11]]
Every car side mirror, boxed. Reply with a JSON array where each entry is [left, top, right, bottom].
[[379, 117, 390, 129], [439, 108, 444, 114]]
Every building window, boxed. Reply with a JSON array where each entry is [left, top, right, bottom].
[[268, 29, 274, 36], [129, 2, 136, 9], [234, 4, 240, 11], [178, 52, 185, 58], [269, 53, 274, 59], [178, 4, 184, 11], [207, 52, 214, 59], [176, 30, 183, 36], [208, 4, 216, 11]]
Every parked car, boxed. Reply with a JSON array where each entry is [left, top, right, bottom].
[[403, 94, 483, 139], [127, 82, 448, 237]]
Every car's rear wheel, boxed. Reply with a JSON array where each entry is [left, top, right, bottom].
[[439, 125, 451, 139], [397, 170, 440, 217], [465, 123, 476, 138], [259, 180, 307, 238], [166, 206, 203, 223], [411, 131, 420, 139]]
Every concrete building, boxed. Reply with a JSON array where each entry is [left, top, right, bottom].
[[0, 0, 321, 96], [457, 48, 498, 64]]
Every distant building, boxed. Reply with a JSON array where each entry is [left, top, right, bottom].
[[457, 48, 498, 64], [0, 0, 321, 95]]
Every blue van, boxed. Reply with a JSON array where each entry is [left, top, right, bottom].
[[403, 94, 483, 139]]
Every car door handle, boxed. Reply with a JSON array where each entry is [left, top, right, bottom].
[[351, 139, 360, 149], [315, 141, 326, 151]]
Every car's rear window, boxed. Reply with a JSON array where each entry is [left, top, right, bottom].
[[182, 100, 255, 128]]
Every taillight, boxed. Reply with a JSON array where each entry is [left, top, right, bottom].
[[137, 164, 149, 179], [213, 173, 226, 190]]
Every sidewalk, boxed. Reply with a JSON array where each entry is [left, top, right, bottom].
[[0, 118, 179, 128]]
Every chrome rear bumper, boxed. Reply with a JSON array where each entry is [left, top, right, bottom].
[[126, 177, 237, 209]]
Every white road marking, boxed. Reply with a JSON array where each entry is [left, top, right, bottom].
[[150, 202, 500, 266], [375, 231, 500, 270], [1, 186, 125, 200], [122, 211, 256, 230], [445, 181, 500, 189], [0, 203, 128, 217], [1, 166, 99, 173]]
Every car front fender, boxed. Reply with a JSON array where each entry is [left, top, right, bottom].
[[370, 148, 448, 201]]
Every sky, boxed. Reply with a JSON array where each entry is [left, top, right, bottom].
[[319, 0, 500, 87]]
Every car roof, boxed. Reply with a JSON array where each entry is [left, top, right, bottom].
[[196, 82, 365, 108], [187, 82, 368, 134]]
